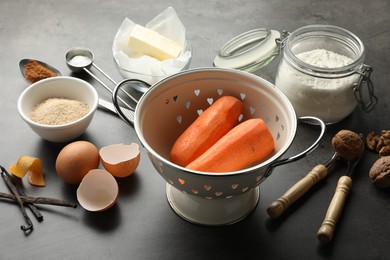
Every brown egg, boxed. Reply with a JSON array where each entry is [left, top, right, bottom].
[[55, 141, 100, 184], [100, 143, 140, 178]]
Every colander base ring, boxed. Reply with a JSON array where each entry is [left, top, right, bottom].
[[166, 184, 260, 226]]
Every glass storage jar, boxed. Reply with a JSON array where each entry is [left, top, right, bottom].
[[275, 24, 376, 124], [214, 24, 377, 124]]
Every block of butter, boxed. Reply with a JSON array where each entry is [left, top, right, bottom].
[[128, 24, 183, 61]]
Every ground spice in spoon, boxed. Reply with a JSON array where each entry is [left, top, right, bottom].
[[25, 60, 57, 83], [31, 97, 89, 125]]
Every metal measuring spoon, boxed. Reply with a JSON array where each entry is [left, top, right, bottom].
[[65, 48, 148, 92], [19, 59, 61, 84], [65, 47, 119, 94], [65, 47, 148, 109]]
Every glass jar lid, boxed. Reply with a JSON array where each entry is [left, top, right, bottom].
[[213, 28, 281, 72]]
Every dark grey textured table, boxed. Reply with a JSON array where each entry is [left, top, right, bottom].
[[1, 0, 389, 259]]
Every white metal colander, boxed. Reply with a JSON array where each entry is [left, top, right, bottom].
[[113, 68, 325, 225]]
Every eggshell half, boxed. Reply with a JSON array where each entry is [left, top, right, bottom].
[[77, 169, 119, 212], [100, 143, 140, 178]]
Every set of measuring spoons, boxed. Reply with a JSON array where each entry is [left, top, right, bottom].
[[19, 47, 151, 125]]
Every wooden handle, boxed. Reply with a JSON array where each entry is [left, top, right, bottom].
[[317, 176, 352, 243], [267, 164, 328, 218]]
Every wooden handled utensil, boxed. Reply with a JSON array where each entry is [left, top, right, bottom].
[[317, 151, 362, 243], [266, 152, 339, 219], [267, 130, 364, 220]]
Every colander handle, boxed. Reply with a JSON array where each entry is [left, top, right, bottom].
[[112, 79, 151, 126], [264, 116, 326, 177]]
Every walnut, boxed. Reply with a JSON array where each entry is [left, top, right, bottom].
[[379, 146, 390, 157], [366, 130, 390, 157], [366, 131, 379, 150], [332, 130, 363, 161], [369, 156, 390, 188]]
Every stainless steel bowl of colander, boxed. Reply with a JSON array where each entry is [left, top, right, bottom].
[[112, 68, 325, 226]]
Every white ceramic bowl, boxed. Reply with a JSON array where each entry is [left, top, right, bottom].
[[17, 76, 98, 142]]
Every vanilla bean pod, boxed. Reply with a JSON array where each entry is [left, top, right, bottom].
[[0, 192, 77, 208], [0, 166, 33, 232], [3, 169, 43, 222]]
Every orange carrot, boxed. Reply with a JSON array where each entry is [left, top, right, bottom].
[[170, 96, 243, 167], [186, 118, 274, 172]]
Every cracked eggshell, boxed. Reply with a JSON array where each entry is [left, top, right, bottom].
[[100, 143, 140, 178], [77, 169, 119, 212]]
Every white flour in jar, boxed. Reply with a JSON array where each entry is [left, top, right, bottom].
[[297, 49, 353, 69], [275, 49, 359, 123]]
